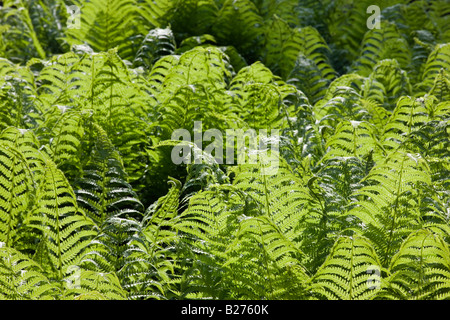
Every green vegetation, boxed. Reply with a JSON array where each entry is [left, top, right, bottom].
[[0, 0, 449, 300]]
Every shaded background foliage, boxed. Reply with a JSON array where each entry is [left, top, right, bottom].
[[0, 0, 449, 300]]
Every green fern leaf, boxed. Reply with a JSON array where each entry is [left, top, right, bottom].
[[381, 96, 431, 152], [62, 268, 127, 300], [310, 235, 382, 300], [362, 59, 412, 110], [26, 159, 97, 281], [263, 16, 335, 81], [0, 126, 46, 185], [74, 122, 144, 227], [0, 143, 35, 247], [133, 27, 176, 71], [67, 0, 140, 60], [212, 0, 263, 61], [417, 43, 450, 94], [353, 21, 411, 77], [321, 119, 385, 165], [347, 150, 432, 266], [0, 245, 60, 300], [382, 229, 450, 300]]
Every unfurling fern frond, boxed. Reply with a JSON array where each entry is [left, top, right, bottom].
[[0, 245, 60, 300], [309, 235, 382, 300], [382, 229, 450, 300]]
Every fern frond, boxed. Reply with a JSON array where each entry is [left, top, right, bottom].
[[225, 156, 310, 298], [263, 16, 335, 81], [159, 46, 232, 95], [417, 43, 450, 94], [79, 216, 141, 275], [222, 212, 309, 299], [62, 268, 127, 300], [212, 0, 263, 61], [137, 0, 174, 29], [0, 245, 60, 300], [427, 68, 450, 102], [362, 59, 412, 110], [165, 0, 218, 39], [325, 0, 380, 63], [347, 150, 432, 266], [310, 235, 382, 300], [119, 180, 183, 300], [75, 122, 144, 227], [40, 109, 86, 180], [382, 229, 450, 300], [36, 51, 85, 108], [381, 96, 431, 152], [313, 87, 371, 133], [0, 58, 42, 131], [322, 120, 382, 163], [67, 0, 140, 60], [316, 156, 373, 209], [0, 0, 46, 60], [0, 126, 46, 184], [353, 21, 411, 77], [133, 27, 176, 71], [0, 143, 35, 247], [26, 159, 97, 281]]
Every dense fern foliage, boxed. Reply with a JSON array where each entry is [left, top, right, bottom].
[[0, 0, 449, 300]]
